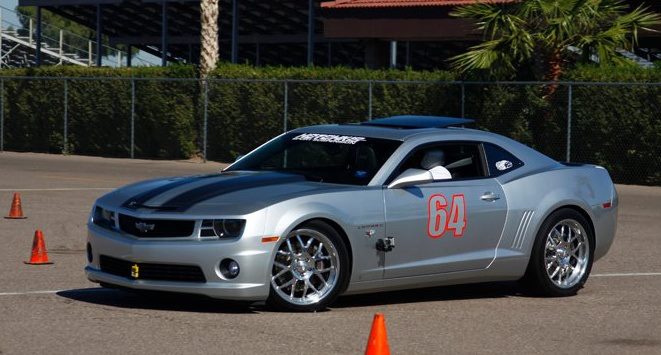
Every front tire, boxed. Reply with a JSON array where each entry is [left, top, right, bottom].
[[524, 208, 594, 296], [267, 221, 349, 311]]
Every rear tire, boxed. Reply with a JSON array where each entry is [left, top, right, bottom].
[[523, 208, 594, 296], [266, 220, 350, 312]]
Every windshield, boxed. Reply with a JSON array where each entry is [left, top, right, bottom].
[[226, 132, 402, 185]]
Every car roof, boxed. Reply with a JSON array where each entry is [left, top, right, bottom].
[[361, 115, 475, 129], [293, 124, 439, 140], [290, 116, 553, 166], [292, 115, 483, 141], [297, 123, 510, 142], [278, 115, 559, 186]]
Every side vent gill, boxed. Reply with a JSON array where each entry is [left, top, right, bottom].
[[512, 210, 535, 250]]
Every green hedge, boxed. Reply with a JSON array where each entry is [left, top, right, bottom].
[[0, 64, 659, 185], [0, 66, 198, 158], [565, 65, 661, 185], [206, 66, 458, 159]]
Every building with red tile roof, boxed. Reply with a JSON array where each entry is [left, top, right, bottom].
[[322, 0, 517, 9]]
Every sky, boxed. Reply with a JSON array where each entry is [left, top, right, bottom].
[[1, 0, 21, 27]]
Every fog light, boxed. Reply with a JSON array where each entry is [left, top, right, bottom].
[[220, 259, 240, 279], [86, 243, 93, 263]]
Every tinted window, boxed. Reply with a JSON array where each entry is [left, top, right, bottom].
[[393, 143, 487, 181], [483, 143, 524, 176], [226, 132, 401, 185]]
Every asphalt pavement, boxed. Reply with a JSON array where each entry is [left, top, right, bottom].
[[1, 151, 660, 354]]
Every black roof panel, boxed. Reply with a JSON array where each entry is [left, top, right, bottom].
[[361, 115, 474, 129]]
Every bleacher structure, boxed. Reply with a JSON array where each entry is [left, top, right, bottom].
[[0, 6, 143, 68]]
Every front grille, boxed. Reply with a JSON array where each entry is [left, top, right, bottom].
[[99, 255, 207, 283], [118, 214, 195, 238]]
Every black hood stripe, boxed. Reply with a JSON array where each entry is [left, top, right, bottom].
[[160, 172, 306, 212], [122, 174, 219, 209]]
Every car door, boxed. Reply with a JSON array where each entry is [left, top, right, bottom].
[[382, 142, 508, 278]]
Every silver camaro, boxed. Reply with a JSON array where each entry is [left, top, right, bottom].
[[85, 115, 618, 311]]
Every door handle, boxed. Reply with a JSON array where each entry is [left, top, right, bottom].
[[481, 192, 500, 202]]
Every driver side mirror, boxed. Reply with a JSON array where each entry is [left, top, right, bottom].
[[387, 168, 434, 189]]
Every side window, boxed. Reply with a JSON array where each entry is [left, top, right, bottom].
[[483, 143, 524, 177], [396, 143, 487, 180]]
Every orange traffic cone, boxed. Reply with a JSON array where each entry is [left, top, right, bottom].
[[24, 230, 53, 265], [365, 313, 391, 355], [5, 192, 27, 219]]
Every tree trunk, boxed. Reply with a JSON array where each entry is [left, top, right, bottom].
[[542, 48, 563, 99], [200, 0, 219, 78], [531, 48, 565, 159]]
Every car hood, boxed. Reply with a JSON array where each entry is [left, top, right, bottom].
[[97, 171, 358, 215]]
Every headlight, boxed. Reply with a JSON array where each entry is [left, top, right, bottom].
[[200, 219, 246, 239], [93, 206, 116, 230]]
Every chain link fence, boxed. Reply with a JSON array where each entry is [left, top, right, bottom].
[[0, 77, 658, 185]]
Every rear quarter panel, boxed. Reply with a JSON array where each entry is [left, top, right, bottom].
[[496, 164, 617, 275]]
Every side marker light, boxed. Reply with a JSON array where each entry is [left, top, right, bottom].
[[261, 236, 280, 243]]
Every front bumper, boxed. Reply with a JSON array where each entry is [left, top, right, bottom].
[[85, 224, 274, 301]]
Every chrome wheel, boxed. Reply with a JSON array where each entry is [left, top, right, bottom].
[[544, 219, 590, 289], [270, 228, 339, 306]]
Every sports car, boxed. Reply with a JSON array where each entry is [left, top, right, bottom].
[[85, 115, 618, 311]]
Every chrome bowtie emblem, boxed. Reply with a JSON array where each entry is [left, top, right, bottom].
[[135, 222, 156, 233]]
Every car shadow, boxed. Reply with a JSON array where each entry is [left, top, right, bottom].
[[57, 281, 530, 313], [56, 287, 259, 314], [332, 281, 527, 309]]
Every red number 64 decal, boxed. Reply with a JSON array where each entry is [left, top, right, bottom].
[[427, 194, 467, 239]]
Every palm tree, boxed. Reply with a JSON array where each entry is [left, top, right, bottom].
[[200, 0, 219, 78], [450, 0, 661, 82]]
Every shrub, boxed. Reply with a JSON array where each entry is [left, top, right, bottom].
[[0, 64, 658, 184]]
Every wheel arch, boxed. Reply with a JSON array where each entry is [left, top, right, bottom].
[[293, 217, 354, 291], [524, 203, 597, 261], [522, 203, 597, 295], [515, 201, 596, 261], [541, 204, 596, 242]]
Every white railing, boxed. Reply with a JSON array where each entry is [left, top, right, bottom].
[[0, 5, 153, 68]]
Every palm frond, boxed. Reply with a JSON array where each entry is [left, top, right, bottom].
[[451, 3, 523, 40], [449, 39, 515, 73], [449, 0, 660, 78]]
